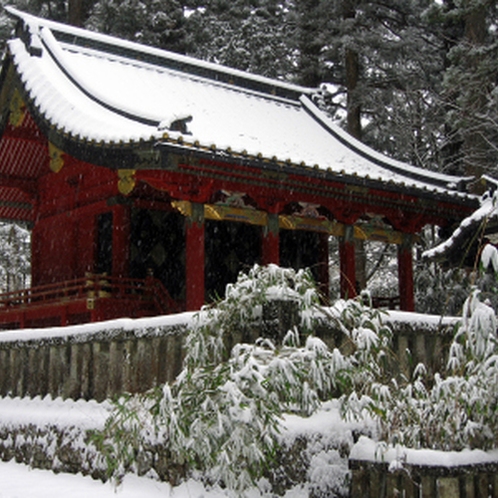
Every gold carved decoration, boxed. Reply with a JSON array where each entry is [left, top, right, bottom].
[[204, 204, 267, 226], [171, 200, 192, 217], [354, 224, 404, 245], [172, 200, 411, 246], [172, 201, 267, 227], [8, 89, 26, 127], [279, 214, 343, 237], [48, 142, 65, 173], [117, 169, 136, 195]]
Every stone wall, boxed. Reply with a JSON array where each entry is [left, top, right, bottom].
[[0, 314, 191, 402], [0, 306, 483, 497], [0, 307, 459, 402], [316, 309, 458, 382], [350, 459, 498, 498]]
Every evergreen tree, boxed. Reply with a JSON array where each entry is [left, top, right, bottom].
[[85, 0, 187, 52], [305, 0, 447, 170], [182, 0, 296, 78], [433, 0, 498, 180]]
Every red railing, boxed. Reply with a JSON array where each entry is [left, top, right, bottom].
[[371, 295, 400, 309], [0, 274, 181, 316]]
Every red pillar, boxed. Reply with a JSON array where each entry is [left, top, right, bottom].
[[262, 213, 279, 265], [339, 226, 356, 300], [186, 203, 205, 311], [398, 237, 415, 311], [112, 204, 130, 278]]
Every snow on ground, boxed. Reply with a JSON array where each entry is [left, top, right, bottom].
[[1, 391, 497, 496], [0, 461, 177, 498], [0, 396, 364, 498], [0, 459, 317, 498]]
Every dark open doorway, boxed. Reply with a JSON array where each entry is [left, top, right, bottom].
[[205, 220, 262, 300], [280, 229, 324, 286], [130, 208, 185, 301], [95, 211, 113, 276]]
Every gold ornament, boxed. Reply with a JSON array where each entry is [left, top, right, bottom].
[[48, 142, 64, 173], [117, 169, 136, 195]]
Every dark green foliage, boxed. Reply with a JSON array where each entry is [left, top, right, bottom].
[[437, 0, 498, 178], [85, 0, 187, 52], [182, 0, 296, 78]]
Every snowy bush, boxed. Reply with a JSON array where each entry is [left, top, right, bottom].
[[415, 264, 470, 315], [340, 245, 498, 452], [345, 288, 498, 451], [95, 263, 498, 494], [94, 265, 389, 495]]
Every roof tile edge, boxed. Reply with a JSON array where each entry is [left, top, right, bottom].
[[299, 95, 475, 194]]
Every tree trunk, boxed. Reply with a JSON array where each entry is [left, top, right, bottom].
[[345, 47, 361, 140], [342, 1, 365, 289], [461, 2, 488, 184]]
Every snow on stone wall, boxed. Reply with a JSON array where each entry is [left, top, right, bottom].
[[350, 437, 498, 498], [0, 306, 459, 401]]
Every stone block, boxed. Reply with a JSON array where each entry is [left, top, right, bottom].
[[109, 341, 123, 395], [93, 342, 109, 402], [460, 474, 474, 498], [80, 343, 93, 400], [123, 340, 137, 393], [26, 348, 39, 397], [475, 473, 488, 498], [420, 474, 435, 498], [48, 345, 62, 397], [437, 477, 460, 498], [0, 349, 8, 395], [136, 338, 152, 391], [64, 344, 81, 400], [493, 473, 498, 498], [350, 466, 368, 497]]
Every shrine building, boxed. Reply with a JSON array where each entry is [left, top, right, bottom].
[[0, 8, 479, 328]]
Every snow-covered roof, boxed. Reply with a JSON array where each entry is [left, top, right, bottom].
[[4, 7, 475, 199], [423, 179, 498, 264]]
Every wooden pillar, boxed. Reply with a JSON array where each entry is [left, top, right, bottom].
[[318, 233, 330, 298], [262, 213, 279, 265], [339, 225, 356, 300], [112, 204, 130, 278], [186, 202, 205, 311], [398, 236, 415, 311]]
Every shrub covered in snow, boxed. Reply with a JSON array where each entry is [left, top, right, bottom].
[[343, 288, 498, 452], [94, 264, 498, 495], [94, 265, 388, 494]]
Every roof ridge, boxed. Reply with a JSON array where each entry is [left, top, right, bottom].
[[38, 26, 161, 127], [6, 6, 313, 101]]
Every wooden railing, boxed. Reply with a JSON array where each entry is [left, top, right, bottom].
[[371, 295, 400, 309], [0, 274, 181, 316]]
